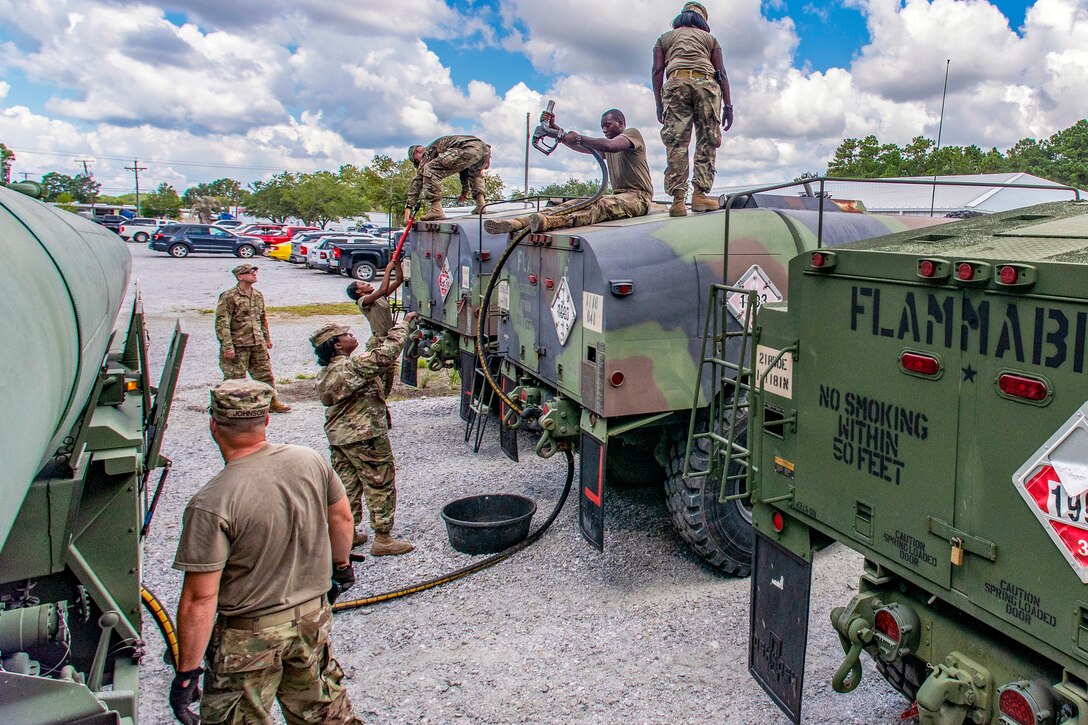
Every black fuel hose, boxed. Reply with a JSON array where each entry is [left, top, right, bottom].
[[473, 146, 609, 416], [332, 448, 574, 611]]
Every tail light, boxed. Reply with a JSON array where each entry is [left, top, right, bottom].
[[997, 681, 1056, 725], [333, 247, 341, 259], [610, 280, 634, 296], [998, 373, 1049, 402], [871, 603, 919, 662], [810, 251, 837, 271], [300, 246, 308, 255], [900, 351, 941, 378], [152, 233, 163, 240], [916, 258, 950, 281]]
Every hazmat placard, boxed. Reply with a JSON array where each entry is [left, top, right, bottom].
[[727, 265, 783, 328], [550, 276, 577, 345], [438, 257, 452, 300]]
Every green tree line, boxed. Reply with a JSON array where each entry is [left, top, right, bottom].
[[824, 118, 1087, 188]]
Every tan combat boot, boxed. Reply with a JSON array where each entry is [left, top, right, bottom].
[[269, 399, 292, 413], [691, 190, 720, 213], [352, 530, 369, 547], [472, 193, 487, 215], [484, 217, 529, 235], [669, 192, 687, 217], [418, 202, 446, 221], [529, 212, 564, 233], [371, 532, 414, 556]]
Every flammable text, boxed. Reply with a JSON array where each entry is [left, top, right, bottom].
[[820, 385, 928, 485]]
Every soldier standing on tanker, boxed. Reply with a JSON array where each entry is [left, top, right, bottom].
[[484, 108, 654, 235], [214, 263, 291, 413], [346, 258, 405, 397], [170, 379, 360, 725], [652, 1, 733, 217], [311, 312, 418, 556], [404, 135, 492, 223]]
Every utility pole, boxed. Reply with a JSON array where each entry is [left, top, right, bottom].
[[20, 172, 31, 181], [125, 159, 147, 215], [75, 159, 96, 214]]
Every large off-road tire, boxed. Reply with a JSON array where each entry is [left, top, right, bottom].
[[874, 653, 928, 703], [664, 408, 752, 576]]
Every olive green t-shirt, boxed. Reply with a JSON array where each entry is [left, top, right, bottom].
[[173, 443, 346, 617], [358, 296, 393, 338], [655, 27, 720, 76], [607, 128, 654, 196]]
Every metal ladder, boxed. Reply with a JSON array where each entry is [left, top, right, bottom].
[[463, 346, 502, 453]]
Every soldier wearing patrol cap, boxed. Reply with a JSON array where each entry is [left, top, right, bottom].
[[311, 311, 418, 556], [170, 379, 360, 724], [214, 263, 291, 413], [652, 0, 734, 216]]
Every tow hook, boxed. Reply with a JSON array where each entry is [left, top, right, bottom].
[[831, 615, 871, 693], [535, 396, 577, 459], [420, 330, 458, 370]]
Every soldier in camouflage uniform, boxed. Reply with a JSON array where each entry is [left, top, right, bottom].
[[311, 313, 418, 556], [346, 258, 405, 398], [652, 1, 734, 216], [214, 263, 291, 412], [484, 109, 653, 235], [405, 135, 492, 223], [170, 380, 360, 725]]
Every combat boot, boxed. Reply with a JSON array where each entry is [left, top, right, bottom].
[[484, 217, 529, 235], [691, 190, 720, 213], [669, 193, 687, 217], [529, 212, 564, 233], [352, 530, 369, 547], [472, 193, 487, 215], [371, 532, 414, 556], [418, 202, 446, 221], [269, 399, 292, 413]]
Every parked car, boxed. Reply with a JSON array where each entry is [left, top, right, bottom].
[[289, 231, 334, 264], [93, 214, 128, 234], [212, 219, 245, 230], [118, 217, 165, 242], [148, 224, 265, 258], [304, 234, 386, 271], [251, 224, 322, 252]]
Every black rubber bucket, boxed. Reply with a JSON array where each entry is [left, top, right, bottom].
[[441, 494, 537, 555]]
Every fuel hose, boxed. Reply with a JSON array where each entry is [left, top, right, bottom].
[[141, 585, 180, 668], [332, 448, 573, 611]]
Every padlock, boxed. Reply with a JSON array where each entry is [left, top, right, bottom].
[[951, 537, 965, 566]]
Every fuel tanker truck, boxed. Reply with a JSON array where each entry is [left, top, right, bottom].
[[0, 182, 186, 723], [728, 199, 1088, 724], [403, 178, 950, 576]]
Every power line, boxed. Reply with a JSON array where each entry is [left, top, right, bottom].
[[11, 146, 326, 174]]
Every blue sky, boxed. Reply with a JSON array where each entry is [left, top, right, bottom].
[[0, 0, 1082, 196]]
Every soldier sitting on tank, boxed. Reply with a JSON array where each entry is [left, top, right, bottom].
[[484, 108, 654, 235], [404, 135, 492, 223]]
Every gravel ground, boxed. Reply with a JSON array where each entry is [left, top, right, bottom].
[[132, 243, 909, 723]]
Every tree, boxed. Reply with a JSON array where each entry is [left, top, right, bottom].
[[190, 195, 222, 223], [39, 172, 101, 203], [1, 143, 14, 183], [289, 171, 366, 227], [142, 182, 182, 219], [246, 172, 298, 223], [183, 178, 249, 216], [510, 177, 599, 200]]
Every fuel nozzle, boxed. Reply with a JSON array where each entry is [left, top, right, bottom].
[[531, 100, 565, 155]]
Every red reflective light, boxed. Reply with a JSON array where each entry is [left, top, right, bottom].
[[610, 371, 625, 387], [436, 253, 443, 261], [300, 246, 308, 255], [811, 252, 827, 268], [957, 262, 974, 281], [480, 251, 491, 261], [999, 265, 1019, 285], [999, 373, 1048, 401], [544, 278, 554, 289], [772, 511, 784, 532], [333, 247, 341, 258], [528, 274, 538, 285], [424, 251, 431, 258], [614, 284, 632, 295], [901, 352, 940, 376], [998, 689, 1035, 725], [919, 260, 936, 278], [874, 610, 900, 643]]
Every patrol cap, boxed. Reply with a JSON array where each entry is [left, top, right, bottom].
[[408, 145, 424, 164], [232, 263, 258, 276], [209, 379, 273, 419], [683, 1, 708, 20], [310, 323, 351, 349]]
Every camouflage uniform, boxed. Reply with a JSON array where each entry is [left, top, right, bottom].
[[661, 75, 722, 195], [314, 324, 409, 533], [533, 190, 652, 230], [215, 274, 279, 399], [405, 135, 491, 208]]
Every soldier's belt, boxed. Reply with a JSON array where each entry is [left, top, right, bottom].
[[218, 596, 324, 632], [668, 68, 714, 80]]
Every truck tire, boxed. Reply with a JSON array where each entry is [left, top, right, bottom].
[[351, 260, 377, 281], [168, 243, 189, 258], [874, 653, 928, 702], [664, 405, 752, 576]]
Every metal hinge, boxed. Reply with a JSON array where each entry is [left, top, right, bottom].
[[927, 517, 998, 561]]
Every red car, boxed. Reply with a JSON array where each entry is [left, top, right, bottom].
[[247, 224, 321, 251]]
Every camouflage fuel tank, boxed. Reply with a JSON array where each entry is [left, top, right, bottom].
[[0, 184, 186, 723], [405, 194, 948, 575]]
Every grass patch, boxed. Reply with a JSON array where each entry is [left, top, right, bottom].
[[198, 302, 358, 316]]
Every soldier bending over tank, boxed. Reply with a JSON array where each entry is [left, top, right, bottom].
[[484, 108, 653, 235], [170, 379, 360, 725], [405, 135, 492, 222], [311, 313, 418, 555]]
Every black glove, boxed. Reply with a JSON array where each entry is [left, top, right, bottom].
[[723, 104, 734, 132], [328, 562, 356, 604], [169, 667, 204, 724]]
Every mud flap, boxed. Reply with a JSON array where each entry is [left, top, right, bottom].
[[579, 432, 605, 552], [400, 343, 418, 387], [499, 373, 519, 462], [748, 529, 811, 724], [458, 349, 474, 422]]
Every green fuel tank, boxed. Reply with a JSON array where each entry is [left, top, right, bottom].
[[0, 185, 131, 548]]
